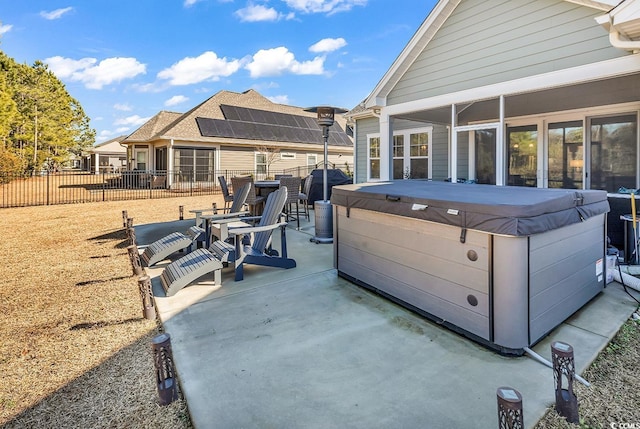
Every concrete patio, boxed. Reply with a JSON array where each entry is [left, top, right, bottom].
[[135, 212, 638, 429]]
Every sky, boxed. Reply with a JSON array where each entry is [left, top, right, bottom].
[[0, 0, 436, 144]]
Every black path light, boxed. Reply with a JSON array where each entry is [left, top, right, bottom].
[[304, 106, 348, 244]]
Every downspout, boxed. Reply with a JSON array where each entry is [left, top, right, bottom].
[[609, 25, 640, 53]]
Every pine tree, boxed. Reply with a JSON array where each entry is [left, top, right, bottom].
[[0, 50, 95, 174]]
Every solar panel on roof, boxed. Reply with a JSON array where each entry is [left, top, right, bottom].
[[221, 105, 239, 121]]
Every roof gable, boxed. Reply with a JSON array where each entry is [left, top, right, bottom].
[[365, 0, 624, 109], [123, 111, 181, 142], [124, 89, 351, 146]]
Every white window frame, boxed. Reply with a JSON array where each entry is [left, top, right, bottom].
[[255, 152, 267, 178], [307, 153, 318, 166], [369, 126, 433, 181], [367, 133, 381, 181]]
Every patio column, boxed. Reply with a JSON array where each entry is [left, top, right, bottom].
[[496, 95, 505, 186], [451, 104, 457, 182], [379, 113, 393, 181], [168, 139, 174, 187]]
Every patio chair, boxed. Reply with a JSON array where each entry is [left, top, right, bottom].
[[218, 176, 234, 209], [160, 187, 295, 297], [202, 182, 251, 243], [298, 174, 313, 221], [231, 176, 265, 215], [279, 176, 302, 229], [140, 225, 205, 267], [190, 181, 250, 228]]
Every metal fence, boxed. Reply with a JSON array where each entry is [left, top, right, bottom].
[[0, 164, 353, 208]]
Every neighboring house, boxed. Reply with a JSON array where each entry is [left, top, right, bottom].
[[121, 89, 354, 187], [346, 0, 640, 191], [82, 135, 128, 173]]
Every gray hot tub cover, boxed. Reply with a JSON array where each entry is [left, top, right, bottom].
[[330, 181, 610, 236]]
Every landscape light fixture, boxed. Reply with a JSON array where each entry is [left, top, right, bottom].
[[304, 106, 348, 244]]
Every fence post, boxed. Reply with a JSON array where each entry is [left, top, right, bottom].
[[137, 275, 156, 319], [127, 245, 144, 276], [46, 171, 50, 206], [179, 205, 184, 220], [496, 387, 523, 429], [122, 210, 128, 228], [551, 341, 579, 423], [152, 333, 179, 405]]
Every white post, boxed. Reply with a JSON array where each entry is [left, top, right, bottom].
[[451, 104, 457, 182], [379, 114, 392, 181], [496, 95, 505, 186]]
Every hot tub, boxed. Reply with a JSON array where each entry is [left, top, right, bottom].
[[331, 181, 610, 355]]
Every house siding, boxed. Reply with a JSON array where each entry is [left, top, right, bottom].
[[387, 0, 627, 105], [432, 125, 449, 180], [218, 145, 353, 176], [355, 117, 380, 183]]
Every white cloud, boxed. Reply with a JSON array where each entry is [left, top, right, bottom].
[[165, 95, 189, 107], [45, 56, 96, 78], [245, 47, 324, 78], [184, 0, 199, 6], [282, 0, 367, 15], [45, 56, 146, 89], [113, 103, 132, 111], [97, 129, 114, 141], [309, 37, 347, 53], [157, 51, 241, 85], [267, 95, 290, 104], [116, 127, 131, 133], [40, 7, 74, 20], [235, 4, 279, 22], [114, 115, 151, 127], [0, 24, 13, 35]]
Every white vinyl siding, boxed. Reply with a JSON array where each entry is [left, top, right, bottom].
[[388, 0, 626, 105]]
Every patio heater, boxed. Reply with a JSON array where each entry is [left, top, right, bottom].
[[304, 106, 348, 244]]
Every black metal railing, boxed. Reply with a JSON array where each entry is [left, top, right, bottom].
[[0, 164, 353, 208]]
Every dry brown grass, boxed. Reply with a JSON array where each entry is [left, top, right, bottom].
[[534, 318, 640, 429], [0, 195, 222, 428], [1, 194, 639, 429]]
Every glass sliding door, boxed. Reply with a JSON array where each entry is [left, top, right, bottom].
[[475, 129, 497, 185], [155, 147, 167, 171], [409, 131, 429, 179], [507, 125, 537, 187], [548, 121, 583, 189], [590, 114, 637, 192]]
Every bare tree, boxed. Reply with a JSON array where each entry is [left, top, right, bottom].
[[256, 145, 281, 178]]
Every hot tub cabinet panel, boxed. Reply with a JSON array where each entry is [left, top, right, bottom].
[[336, 206, 491, 340], [332, 181, 609, 354]]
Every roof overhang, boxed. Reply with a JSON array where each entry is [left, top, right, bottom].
[[381, 54, 640, 123]]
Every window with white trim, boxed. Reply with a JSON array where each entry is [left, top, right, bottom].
[[307, 154, 317, 166], [369, 127, 432, 181], [368, 135, 380, 179], [255, 152, 267, 175]]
